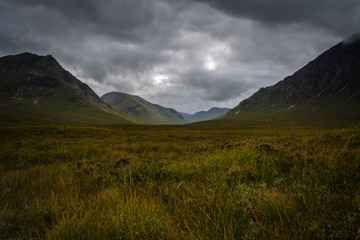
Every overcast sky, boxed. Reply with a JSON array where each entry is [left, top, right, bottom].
[[1, 0, 359, 113]]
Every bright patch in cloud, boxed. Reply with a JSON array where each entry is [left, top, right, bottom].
[[153, 74, 169, 84], [205, 56, 216, 70]]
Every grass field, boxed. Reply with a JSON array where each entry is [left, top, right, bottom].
[[0, 124, 359, 239]]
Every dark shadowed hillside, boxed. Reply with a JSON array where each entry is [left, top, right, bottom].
[[220, 38, 360, 125], [0, 52, 133, 125]]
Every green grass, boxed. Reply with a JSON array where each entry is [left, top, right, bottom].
[[217, 95, 360, 127], [1, 124, 359, 239], [0, 94, 133, 126]]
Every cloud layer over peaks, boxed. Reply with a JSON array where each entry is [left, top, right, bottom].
[[1, 0, 356, 112]]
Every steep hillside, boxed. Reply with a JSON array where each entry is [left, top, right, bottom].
[[179, 112, 192, 119], [221, 38, 360, 126], [0, 52, 133, 125], [101, 92, 187, 125], [182, 107, 230, 122]]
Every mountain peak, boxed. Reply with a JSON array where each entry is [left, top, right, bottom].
[[342, 34, 360, 45], [0, 52, 132, 125], [1, 52, 60, 70], [18, 52, 38, 57], [101, 91, 187, 125], [43, 54, 57, 62], [224, 39, 360, 125], [7, 52, 55, 60], [182, 107, 230, 122]]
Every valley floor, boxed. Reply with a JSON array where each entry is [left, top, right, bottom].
[[0, 124, 359, 239]]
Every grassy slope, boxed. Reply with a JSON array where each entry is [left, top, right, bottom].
[[0, 93, 133, 126], [101, 92, 187, 125], [1, 124, 359, 239], [204, 96, 360, 127]]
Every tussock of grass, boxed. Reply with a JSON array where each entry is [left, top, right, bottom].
[[1, 125, 359, 239]]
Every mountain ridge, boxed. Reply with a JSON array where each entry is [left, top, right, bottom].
[[219, 39, 360, 125], [181, 107, 230, 122], [101, 91, 187, 125], [0, 52, 133, 125]]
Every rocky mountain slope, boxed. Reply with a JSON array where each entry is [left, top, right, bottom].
[[101, 91, 187, 124], [0, 52, 133, 125], [222, 38, 360, 125]]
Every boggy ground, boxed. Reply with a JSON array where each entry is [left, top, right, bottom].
[[0, 124, 359, 239]]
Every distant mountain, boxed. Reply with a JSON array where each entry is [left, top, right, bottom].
[[221, 38, 360, 125], [0, 52, 133, 125], [101, 92, 187, 124], [181, 107, 230, 122], [179, 112, 192, 119]]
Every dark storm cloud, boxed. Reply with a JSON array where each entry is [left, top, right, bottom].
[[0, 0, 177, 84], [0, 0, 351, 112], [190, 0, 360, 37], [12, 0, 161, 42]]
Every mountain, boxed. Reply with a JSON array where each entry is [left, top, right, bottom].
[[220, 38, 360, 126], [179, 112, 192, 119], [181, 107, 230, 122], [101, 91, 187, 125], [0, 52, 133, 125]]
